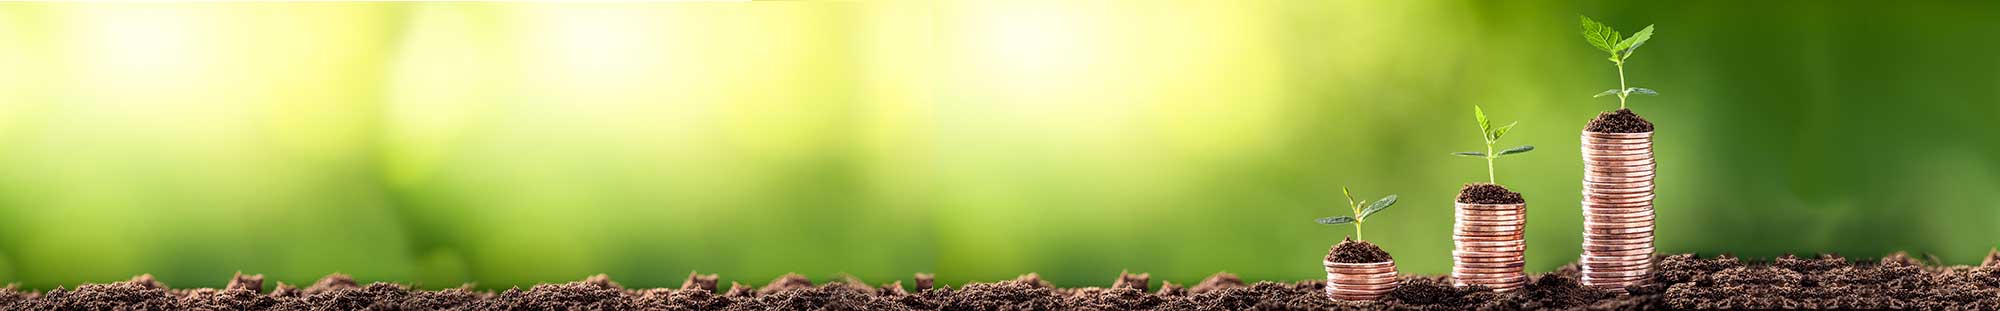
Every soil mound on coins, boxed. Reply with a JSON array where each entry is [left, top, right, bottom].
[[1327, 237, 1393, 263], [4, 252, 1997, 310], [1585, 108, 1654, 133], [1457, 183, 1525, 204]]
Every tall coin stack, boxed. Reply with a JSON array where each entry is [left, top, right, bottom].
[[1452, 201, 1527, 291], [1579, 131, 1656, 289]]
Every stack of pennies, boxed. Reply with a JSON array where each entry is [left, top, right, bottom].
[[1579, 130, 1657, 289], [1323, 260, 1398, 301], [1453, 201, 1527, 291]]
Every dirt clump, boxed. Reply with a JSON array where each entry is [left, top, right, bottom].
[[3, 253, 1998, 310], [1585, 108, 1655, 133], [1457, 183, 1525, 204], [1327, 236, 1393, 263]]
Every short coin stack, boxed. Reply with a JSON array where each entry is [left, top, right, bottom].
[[1323, 260, 1398, 301], [1579, 131, 1657, 289], [1452, 201, 1527, 291]]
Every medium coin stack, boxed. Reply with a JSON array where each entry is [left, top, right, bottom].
[[1453, 201, 1527, 291], [1579, 131, 1657, 289], [1323, 260, 1398, 301]]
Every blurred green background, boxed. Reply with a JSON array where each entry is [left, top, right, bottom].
[[2, 1, 1999, 290]]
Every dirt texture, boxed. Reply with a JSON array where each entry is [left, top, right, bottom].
[[1457, 183, 1525, 204], [1328, 237, 1394, 263], [3, 252, 1997, 310], [1584, 108, 1654, 133]]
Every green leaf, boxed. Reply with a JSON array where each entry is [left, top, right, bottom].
[[1593, 88, 1622, 98], [1473, 105, 1490, 132], [1498, 145, 1535, 156], [1360, 194, 1397, 220], [1580, 16, 1619, 53], [1618, 25, 1655, 58], [1627, 87, 1659, 96], [1489, 121, 1518, 140], [1341, 187, 1357, 208], [1316, 216, 1357, 225], [1452, 151, 1487, 157]]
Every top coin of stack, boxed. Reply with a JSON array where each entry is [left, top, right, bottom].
[[1453, 201, 1527, 291], [1578, 131, 1656, 289]]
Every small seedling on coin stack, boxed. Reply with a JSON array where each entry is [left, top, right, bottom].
[[1314, 187, 1398, 241], [1315, 187, 1400, 301], [1453, 106, 1535, 184]]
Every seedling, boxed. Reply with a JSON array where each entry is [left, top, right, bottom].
[[1580, 16, 1659, 109], [1453, 106, 1534, 184], [1314, 187, 1397, 240]]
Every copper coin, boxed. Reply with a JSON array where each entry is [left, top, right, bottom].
[[1580, 275, 1649, 284], [1329, 277, 1399, 286], [1582, 239, 1652, 247], [1453, 234, 1524, 242], [1454, 255, 1525, 263], [1582, 131, 1653, 139], [1456, 220, 1526, 227], [1581, 261, 1652, 270], [1583, 193, 1656, 203], [1455, 202, 1526, 211], [1584, 221, 1655, 230], [1455, 240, 1524, 247], [1582, 148, 1653, 156], [1581, 200, 1653, 208], [1454, 267, 1524, 274], [1326, 266, 1397, 274], [1457, 245, 1526, 253], [1583, 158, 1656, 167], [1583, 232, 1654, 240], [1456, 224, 1525, 232], [1590, 169, 1657, 178], [1454, 227, 1524, 235], [1587, 247, 1655, 257], [1583, 153, 1654, 161], [1330, 294, 1386, 301], [1588, 164, 1657, 174], [1583, 180, 1654, 189], [1581, 253, 1653, 262], [1453, 261, 1525, 269], [1328, 287, 1396, 295], [1329, 284, 1399, 292], [1582, 189, 1653, 199], [1584, 225, 1654, 234], [1584, 174, 1654, 183], [1454, 275, 1527, 285], [1457, 208, 1524, 216], [1581, 243, 1651, 252], [1581, 136, 1651, 145], [1456, 213, 1528, 221], [1453, 250, 1526, 258], [1582, 143, 1652, 151], [1583, 212, 1656, 222]]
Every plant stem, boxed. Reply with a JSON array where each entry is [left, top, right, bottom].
[[1354, 221, 1363, 241], [1484, 142, 1496, 184], [1615, 59, 1629, 110]]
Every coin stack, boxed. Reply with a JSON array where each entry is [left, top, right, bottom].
[[1453, 201, 1527, 291], [1579, 131, 1657, 289], [1323, 260, 1397, 301]]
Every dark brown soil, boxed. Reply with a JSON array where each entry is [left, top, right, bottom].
[[1328, 236, 1394, 263], [4, 252, 1997, 310], [1457, 183, 1525, 204], [1584, 108, 1654, 133]]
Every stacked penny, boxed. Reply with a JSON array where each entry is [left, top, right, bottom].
[[1579, 130, 1656, 289], [1452, 201, 1527, 291], [1323, 260, 1397, 300]]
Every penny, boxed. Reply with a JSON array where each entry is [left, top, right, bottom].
[[1583, 180, 1654, 189], [1454, 229, 1525, 237], [1581, 253, 1654, 262], [1456, 220, 1527, 228], [1455, 240, 1524, 247], [1581, 243, 1652, 253], [1581, 200, 1653, 209], [1583, 174, 1653, 183], [1453, 261, 1525, 269], [1324, 261, 1396, 269], [1583, 232, 1654, 241], [1453, 250, 1526, 258], [1454, 255, 1525, 263], [1585, 226, 1654, 234], [1583, 143, 1652, 152], [1588, 247, 1655, 257], [1457, 245, 1526, 253], [1581, 261, 1652, 270], [1582, 153, 1654, 162], [1583, 158, 1656, 167], [1584, 193, 1656, 204], [1454, 267, 1524, 274], [1454, 235, 1525, 242], [1582, 148, 1653, 156], [1587, 165, 1658, 174], [1456, 215, 1527, 222], [1328, 287, 1396, 295], [1583, 213, 1656, 222], [1328, 277, 1400, 287], [1455, 225, 1525, 232], [1581, 136, 1651, 145], [1582, 238, 1652, 247], [1325, 266, 1397, 274], [1584, 221, 1655, 230]]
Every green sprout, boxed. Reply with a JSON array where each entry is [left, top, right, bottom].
[[1580, 16, 1659, 109], [1314, 187, 1397, 241], [1453, 106, 1534, 184]]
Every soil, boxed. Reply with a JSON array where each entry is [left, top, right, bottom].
[[1584, 108, 1654, 133], [3, 252, 1997, 310], [1328, 236, 1394, 263], [1457, 183, 1526, 204]]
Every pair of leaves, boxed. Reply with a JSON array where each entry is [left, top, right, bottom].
[[1316, 189, 1397, 225], [1473, 106, 1517, 141], [1592, 87, 1660, 98], [1452, 145, 1535, 158], [1580, 16, 1656, 60]]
